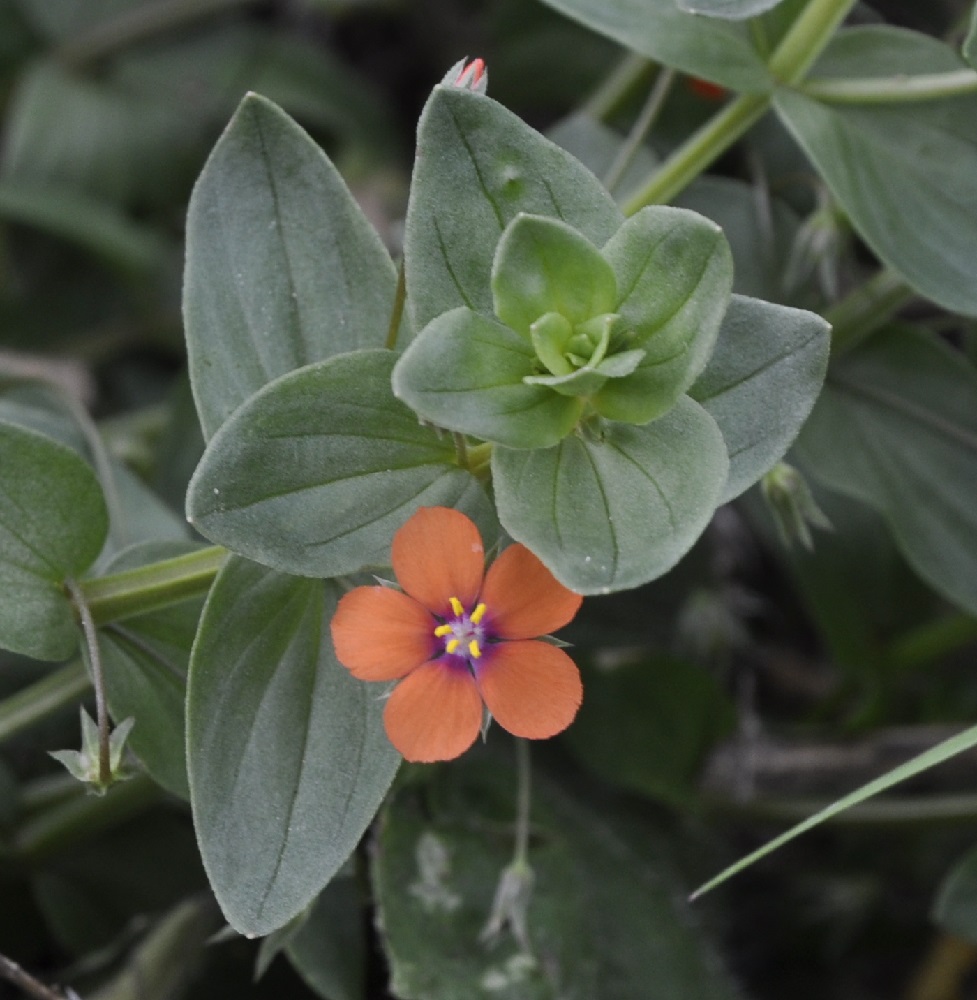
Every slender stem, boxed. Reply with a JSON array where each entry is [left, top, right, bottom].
[[582, 52, 654, 122], [14, 772, 160, 862], [0, 662, 90, 745], [513, 739, 532, 868], [767, 0, 860, 85], [622, 94, 769, 212], [64, 579, 110, 784], [604, 68, 675, 195], [80, 545, 227, 626], [55, 0, 258, 68], [825, 269, 915, 356], [452, 432, 469, 470], [0, 952, 73, 1000], [801, 69, 977, 103], [385, 261, 407, 351]]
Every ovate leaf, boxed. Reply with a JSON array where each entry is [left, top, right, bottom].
[[676, 0, 787, 19], [689, 293, 830, 501], [535, 0, 771, 91], [0, 421, 107, 660], [187, 351, 491, 579], [492, 397, 729, 594], [795, 327, 977, 614], [405, 86, 621, 330], [187, 559, 400, 935], [184, 93, 401, 439]]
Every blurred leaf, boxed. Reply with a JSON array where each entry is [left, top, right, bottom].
[[14, 0, 140, 41], [966, 7, 977, 70], [934, 845, 977, 942], [286, 876, 367, 1000], [187, 351, 493, 580], [535, 0, 771, 90], [689, 293, 830, 502], [98, 540, 205, 799], [373, 756, 742, 999], [186, 559, 400, 935], [566, 655, 735, 804], [795, 328, 977, 615], [405, 86, 621, 331], [0, 420, 107, 660], [32, 810, 207, 956], [675, 0, 787, 18], [492, 397, 728, 594], [776, 29, 977, 316], [184, 93, 401, 440], [0, 179, 169, 272]]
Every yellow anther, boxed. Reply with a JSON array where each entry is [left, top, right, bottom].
[[433, 624, 453, 637], [446, 638, 461, 654], [470, 603, 487, 625], [449, 596, 464, 617], [468, 639, 482, 659]]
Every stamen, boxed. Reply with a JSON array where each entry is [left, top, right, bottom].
[[470, 603, 487, 625], [449, 596, 464, 616], [468, 639, 482, 659], [433, 624, 453, 637], [446, 638, 461, 654]]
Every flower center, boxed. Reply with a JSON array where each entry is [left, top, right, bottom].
[[433, 596, 487, 662]]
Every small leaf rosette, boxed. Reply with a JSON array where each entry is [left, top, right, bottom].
[[393, 206, 734, 449], [331, 506, 583, 762]]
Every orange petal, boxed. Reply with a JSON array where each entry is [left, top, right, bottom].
[[331, 587, 436, 681], [480, 544, 582, 639], [476, 640, 582, 739], [383, 661, 483, 762], [392, 507, 484, 617]]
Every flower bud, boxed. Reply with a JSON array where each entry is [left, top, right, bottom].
[[442, 57, 488, 94], [761, 462, 832, 551]]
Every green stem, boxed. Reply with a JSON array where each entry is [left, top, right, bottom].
[[582, 52, 654, 121], [452, 432, 469, 470], [513, 738, 532, 868], [825, 269, 915, 356], [622, 94, 769, 212], [80, 545, 227, 626], [385, 260, 407, 351], [0, 662, 90, 745], [767, 0, 859, 85], [604, 68, 675, 194], [14, 772, 161, 862], [624, 0, 858, 212], [55, 0, 258, 68], [65, 579, 110, 785], [465, 442, 494, 482], [801, 68, 977, 103]]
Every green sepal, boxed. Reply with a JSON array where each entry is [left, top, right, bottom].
[[596, 207, 734, 424], [392, 309, 583, 449], [493, 396, 729, 594], [491, 214, 617, 335]]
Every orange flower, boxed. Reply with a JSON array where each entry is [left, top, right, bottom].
[[330, 507, 583, 763]]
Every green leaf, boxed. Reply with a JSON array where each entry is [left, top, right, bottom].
[[405, 87, 622, 331], [187, 350, 492, 579], [98, 541, 205, 800], [184, 93, 401, 440], [0, 420, 108, 660], [775, 41, 977, 316], [391, 311, 583, 450], [689, 293, 830, 502], [934, 846, 977, 942], [811, 25, 968, 79], [187, 558, 400, 935], [492, 397, 729, 594], [374, 755, 742, 999], [675, 0, 787, 18], [594, 207, 733, 424], [535, 0, 771, 91], [492, 215, 617, 333], [794, 328, 977, 615], [693, 721, 977, 899], [566, 655, 734, 805], [286, 876, 367, 1000]]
